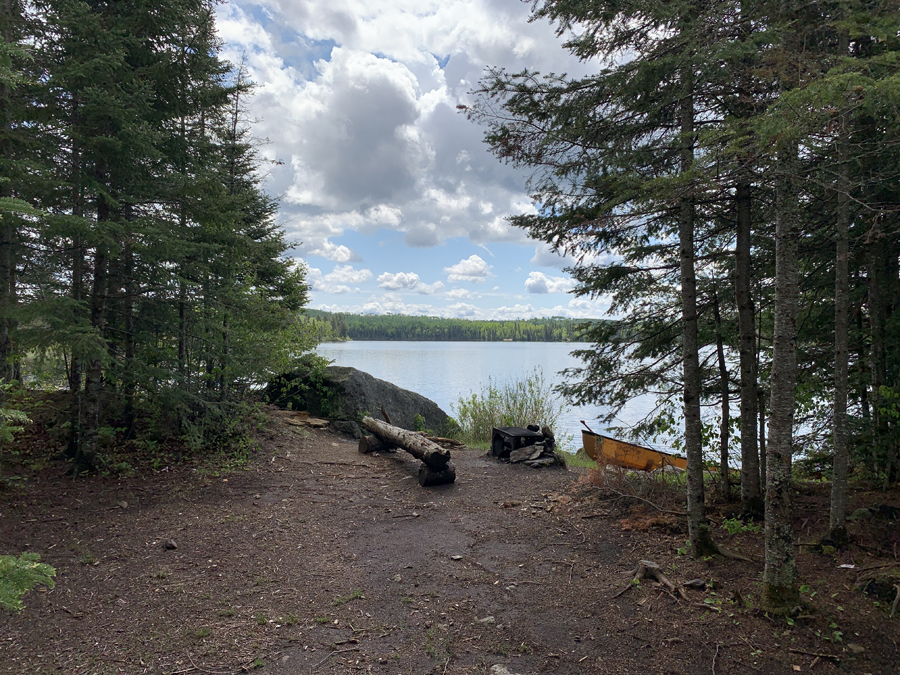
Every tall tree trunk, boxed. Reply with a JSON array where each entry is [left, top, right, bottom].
[[758, 389, 766, 489], [122, 245, 136, 439], [74, 195, 111, 474], [867, 223, 889, 486], [713, 283, 731, 498], [763, 144, 800, 609], [736, 181, 761, 514], [66, 134, 86, 460], [0, 0, 21, 388], [0, 222, 13, 385], [178, 282, 188, 377], [856, 305, 870, 422], [829, 110, 851, 543], [220, 313, 229, 400], [734, 0, 761, 516], [678, 60, 716, 557]]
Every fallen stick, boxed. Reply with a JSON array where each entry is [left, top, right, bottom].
[[788, 648, 840, 662], [312, 647, 360, 669]]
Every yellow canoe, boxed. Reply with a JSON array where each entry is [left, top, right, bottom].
[[582, 430, 687, 472]]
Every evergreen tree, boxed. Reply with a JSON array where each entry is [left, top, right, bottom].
[[4, 0, 312, 470]]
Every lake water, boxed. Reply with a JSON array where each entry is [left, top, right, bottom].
[[315, 341, 668, 452]]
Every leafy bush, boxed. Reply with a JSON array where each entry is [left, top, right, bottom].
[[0, 553, 56, 611], [452, 368, 567, 446]]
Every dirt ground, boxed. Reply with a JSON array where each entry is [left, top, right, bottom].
[[1, 412, 899, 675]]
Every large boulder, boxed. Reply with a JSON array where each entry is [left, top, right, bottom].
[[266, 365, 453, 438]]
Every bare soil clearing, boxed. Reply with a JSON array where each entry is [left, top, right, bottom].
[[1, 413, 898, 674]]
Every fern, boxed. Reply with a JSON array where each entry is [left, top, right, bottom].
[[0, 553, 56, 611]]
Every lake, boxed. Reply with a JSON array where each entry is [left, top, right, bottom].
[[315, 340, 667, 452]]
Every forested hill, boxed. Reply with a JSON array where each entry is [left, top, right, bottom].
[[303, 310, 601, 342]]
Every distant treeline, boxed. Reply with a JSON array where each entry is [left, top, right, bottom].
[[302, 310, 603, 342]]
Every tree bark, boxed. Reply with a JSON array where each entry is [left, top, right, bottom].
[[736, 181, 761, 514], [358, 434, 393, 454], [0, 0, 21, 387], [713, 283, 731, 498], [678, 58, 716, 557], [122, 244, 136, 439], [361, 416, 451, 470], [74, 189, 112, 474], [66, 139, 85, 460], [763, 144, 800, 609], [758, 388, 766, 491], [829, 102, 851, 543], [0, 221, 13, 384], [867, 224, 889, 486]]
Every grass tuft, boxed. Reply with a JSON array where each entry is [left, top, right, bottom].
[[452, 367, 569, 447]]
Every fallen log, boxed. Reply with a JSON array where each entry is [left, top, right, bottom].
[[357, 435, 395, 454], [419, 461, 456, 487], [361, 416, 451, 471]]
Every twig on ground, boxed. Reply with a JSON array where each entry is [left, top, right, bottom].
[[788, 648, 840, 662], [858, 561, 900, 572], [890, 584, 900, 619], [186, 654, 233, 675], [312, 647, 360, 669], [713, 642, 720, 675]]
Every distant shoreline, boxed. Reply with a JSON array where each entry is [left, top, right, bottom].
[[303, 309, 610, 343]]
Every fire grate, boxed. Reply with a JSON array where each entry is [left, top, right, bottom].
[[490, 426, 545, 460]]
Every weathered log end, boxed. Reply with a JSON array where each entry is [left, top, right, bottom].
[[358, 435, 393, 454], [418, 461, 456, 487]]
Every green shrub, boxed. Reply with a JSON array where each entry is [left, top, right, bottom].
[[0, 553, 56, 611], [452, 368, 568, 446]]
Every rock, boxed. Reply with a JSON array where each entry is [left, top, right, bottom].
[[266, 366, 452, 437], [478, 616, 495, 624], [490, 666, 525, 675], [525, 456, 560, 468], [509, 444, 544, 463], [847, 643, 865, 654], [163, 539, 177, 550]]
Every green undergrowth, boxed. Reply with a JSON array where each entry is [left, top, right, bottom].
[[559, 448, 597, 469], [0, 553, 56, 611]]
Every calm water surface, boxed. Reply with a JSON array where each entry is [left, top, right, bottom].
[[315, 341, 664, 450]]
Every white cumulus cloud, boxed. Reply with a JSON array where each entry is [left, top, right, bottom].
[[307, 240, 363, 262], [445, 288, 474, 299], [326, 265, 374, 284], [525, 271, 575, 294], [307, 264, 373, 293], [377, 271, 444, 294], [444, 255, 493, 283]]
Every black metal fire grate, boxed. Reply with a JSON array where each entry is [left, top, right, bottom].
[[490, 426, 545, 460]]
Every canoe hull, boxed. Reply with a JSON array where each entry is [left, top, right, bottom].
[[582, 431, 687, 472]]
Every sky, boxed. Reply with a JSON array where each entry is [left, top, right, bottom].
[[216, 0, 609, 320]]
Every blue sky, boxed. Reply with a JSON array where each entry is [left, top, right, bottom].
[[216, 0, 609, 319]]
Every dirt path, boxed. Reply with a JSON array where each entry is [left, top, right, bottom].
[[1, 417, 897, 674]]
